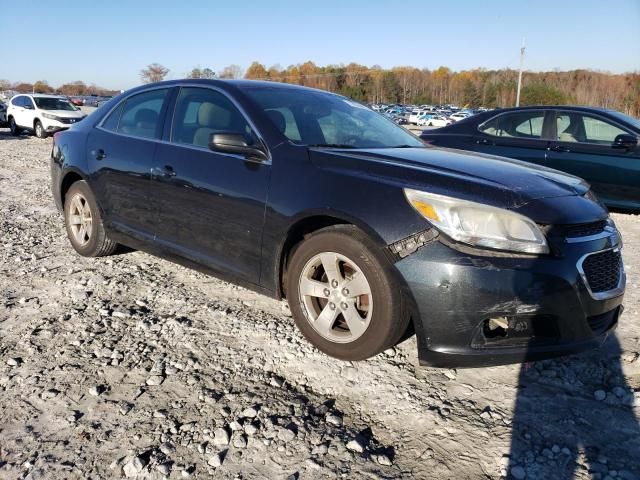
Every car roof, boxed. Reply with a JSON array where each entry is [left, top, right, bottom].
[[125, 78, 343, 97], [490, 105, 614, 114], [26, 94, 66, 99]]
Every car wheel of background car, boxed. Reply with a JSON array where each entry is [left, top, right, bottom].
[[64, 180, 118, 257], [285, 225, 410, 361], [9, 117, 20, 136], [34, 120, 46, 138]]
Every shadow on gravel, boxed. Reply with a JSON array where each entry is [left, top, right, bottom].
[[0, 130, 30, 141], [508, 334, 640, 479]]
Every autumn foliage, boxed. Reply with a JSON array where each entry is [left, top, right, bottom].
[[244, 61, 640, 116]]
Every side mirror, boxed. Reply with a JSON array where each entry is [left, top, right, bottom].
[[612, 133, 638, 149], [209, 132, 268, 161]]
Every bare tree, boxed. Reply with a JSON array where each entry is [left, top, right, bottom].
[[187, 67, 216, 79], [219, 64, 243, 79], [140, 63, 169, 84]]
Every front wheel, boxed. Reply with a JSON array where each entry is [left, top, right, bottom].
[[34, 120, 47, 138], [286, 226, 410, 361]]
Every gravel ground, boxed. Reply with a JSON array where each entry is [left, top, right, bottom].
[[1, 130, 639, 480]]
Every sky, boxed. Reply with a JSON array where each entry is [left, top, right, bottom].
[[1, 0, 639, 90]]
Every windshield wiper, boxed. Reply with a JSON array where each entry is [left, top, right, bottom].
[[307, 143, 358, 149]]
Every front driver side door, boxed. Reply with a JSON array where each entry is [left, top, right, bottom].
[[546, 110, 640, 209], [149, 86, 270, 285]]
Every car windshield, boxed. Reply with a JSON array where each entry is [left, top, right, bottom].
[[242, 86, 424, 149], [608, 111, 640, 130], [34, 97, 78, 111]]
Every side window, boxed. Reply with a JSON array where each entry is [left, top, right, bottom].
[[11, 96, 24, 107], [23, 97, 35, 109], [101, 103, 124, 131], [480, 111, 545, 139], [171, 87, 255, 148], [117, 89, 168, 139], [265, 107, 301, 141], [583, 116, 628, 144]]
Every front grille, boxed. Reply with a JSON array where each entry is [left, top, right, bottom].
[[582, 249, 622, 293], [60, 117, 81, 124], [565, 220, 607, 238]]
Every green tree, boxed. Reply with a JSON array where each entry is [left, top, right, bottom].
[[520, 84, 568, 105]]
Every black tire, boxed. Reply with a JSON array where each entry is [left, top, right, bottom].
[[285, 225, 410, 361], [34, 120, 47, 138], [64, 180, 118, 257], [9, 117, 20, 136]]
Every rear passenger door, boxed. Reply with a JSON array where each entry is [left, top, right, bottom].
[[149, 86, 270, 285], [546, 110, 640, 207], [473, 110, 552, 166], [88, 87, 172, 240]]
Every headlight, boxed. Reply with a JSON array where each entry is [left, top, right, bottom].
[[42, 113, 62, 122], [404, 188, 549, 254]]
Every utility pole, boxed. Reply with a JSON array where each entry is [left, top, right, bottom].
[[516, 38, 526, 107]]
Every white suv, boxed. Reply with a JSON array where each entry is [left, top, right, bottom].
[[7, 94, 86, 138]]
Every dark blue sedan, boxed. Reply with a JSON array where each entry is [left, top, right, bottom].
[[50, 80, 625, 367], [421, 106, 640, 212]]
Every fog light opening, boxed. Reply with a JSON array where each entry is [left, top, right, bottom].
[[483, 317, 509, 338]]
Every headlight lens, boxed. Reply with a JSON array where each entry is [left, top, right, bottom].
[[404, 188, 549, 254], [42, 113, 62, 122]]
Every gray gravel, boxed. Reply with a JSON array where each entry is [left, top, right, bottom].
[[1, 130, 639, 479]]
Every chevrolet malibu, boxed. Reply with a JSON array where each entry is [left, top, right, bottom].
[[50, 79, 625, 367]]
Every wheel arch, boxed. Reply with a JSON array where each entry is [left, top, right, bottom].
[[60, 170, 87, 207], [274, 211, 388, 300]]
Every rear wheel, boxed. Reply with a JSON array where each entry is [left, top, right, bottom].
[[34, 120, 47, 138], [9, 117, 20, 136], [286, 225, 410, 361], [64, 181, 118, 257]]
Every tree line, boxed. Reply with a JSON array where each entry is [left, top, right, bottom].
[[3, 61, 638, 117], [242, 62, 640, 116]]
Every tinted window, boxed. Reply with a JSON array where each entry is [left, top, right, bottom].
[[480, 111, 545, 139], [556, 112, 629, 144], [34, 97, 77, 111], [171, 87, 254, 148], [23, 97, 35, 109], [102, 103, 124, 131], [243, 87, 423, 148], [265, 107, 301, 141], [11, 96, 24, 107], [118, 89, 168, 139]]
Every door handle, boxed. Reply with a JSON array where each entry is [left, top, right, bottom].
[[93, 149, 106, 160], [151, 165, 177, 177], [548, 145, 571, 153]]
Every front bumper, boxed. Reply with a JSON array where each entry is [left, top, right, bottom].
[[396, 230, 625, 367]]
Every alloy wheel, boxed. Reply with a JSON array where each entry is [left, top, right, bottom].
[[68, 193, 92, 246], [298, 252, 373, 343]]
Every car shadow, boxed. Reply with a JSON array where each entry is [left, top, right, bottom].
[[507, 333, 640, 479], [0, 128, 30, 140]]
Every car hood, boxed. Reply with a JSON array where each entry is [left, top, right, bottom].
[[42, 110, 85, 118], [309, 146, 608, 224]]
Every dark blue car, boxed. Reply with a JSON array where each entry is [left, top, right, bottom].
[[50, 80, 625, 367], [421, 106, 640, 212]]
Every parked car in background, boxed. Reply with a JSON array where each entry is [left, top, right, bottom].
[[421, 115, 452, 127], [0, 101, 7, 126], [50, 79, 624, 367], [420, 106, 640, 211], [96, 96, 113, 107], [409, 109, 429, 124], [416, 113, 436, 126], [69, 96, 84, 106], [7, 94, 86, 138], [449, 112, 472, 122]]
